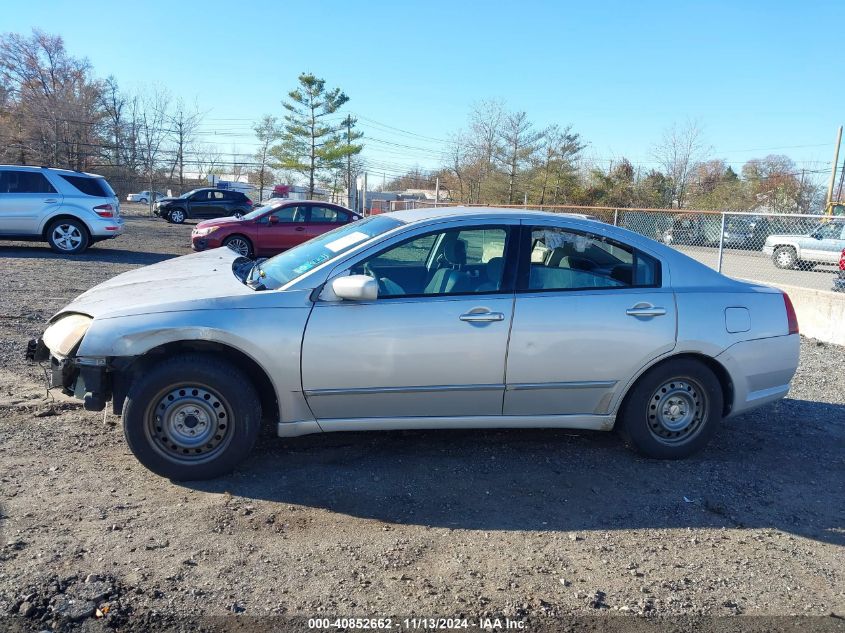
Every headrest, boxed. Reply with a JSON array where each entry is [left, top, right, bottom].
[[486, 256, 505, 281], [443, 239, 467, 266]]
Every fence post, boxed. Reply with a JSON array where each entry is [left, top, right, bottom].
[[613, 209, 619, 226], [716, 212, 726, 272]]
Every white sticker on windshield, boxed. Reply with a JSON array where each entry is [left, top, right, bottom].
[[325, 231, 369, 253]]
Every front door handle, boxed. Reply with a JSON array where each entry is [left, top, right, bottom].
[[459, 310, 505, 323], [626, 304, 667, 318], [43, 198, 58, 203], [295, 226, 305, 231]]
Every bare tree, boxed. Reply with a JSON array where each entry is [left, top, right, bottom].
[[138, 88, 170, 215], [167, 99, 202, 192], [253, 115, 281, 202], [652, 120, 710, 208], [468, 99, 505, 202], [194, 143, 223, 182]]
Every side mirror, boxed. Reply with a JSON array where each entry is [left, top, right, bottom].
[[268, 215, 279, 225], [331, 275, 378, 301]]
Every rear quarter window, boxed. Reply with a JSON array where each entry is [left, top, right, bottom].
[[58, 174, 112, 197]]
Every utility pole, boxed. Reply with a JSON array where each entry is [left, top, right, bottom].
[[523, 192, 528, 206], [434, 177, 440, 208], [825, 125, 843, 210], [362, 172, 368, 216], [796, 169, 805, 213]]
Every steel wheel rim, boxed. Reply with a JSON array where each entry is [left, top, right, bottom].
[[52, 224, 83, 251], [776, 250, 793, 267], [226, 238, 250, 256], [170, 210, 184, 222], [144, 384, 234, 464], [647, 377, 707, 445]]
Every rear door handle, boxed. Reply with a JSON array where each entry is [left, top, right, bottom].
[[626, 304, 667, 318], [459, 311, 505, 323], [43, 198, 58, 203], [295, 226, 305, 231]]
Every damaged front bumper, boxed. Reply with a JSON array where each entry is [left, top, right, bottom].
[[26, 337, 111, 412]]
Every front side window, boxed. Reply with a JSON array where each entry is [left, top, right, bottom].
[[267, 205, 307, 223], [523, 226, 659, 291], [0, 170, 57, 194], [352, 226, 510, 298]]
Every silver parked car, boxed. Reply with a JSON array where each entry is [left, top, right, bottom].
[[126, 190, 166, 204], [0, 165, 124, 253], [763, 219, 845, 269], [28, 208, 800, 480]]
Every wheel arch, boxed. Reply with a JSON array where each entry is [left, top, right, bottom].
[[615, 352, 734, 422], [114, 340, 278, 425], [222, 233, 253, 252], [40, 213, 93, 240]]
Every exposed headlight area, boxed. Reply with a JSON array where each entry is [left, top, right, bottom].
[[192, 226, 219, 237], [42, 313, 93, 358]]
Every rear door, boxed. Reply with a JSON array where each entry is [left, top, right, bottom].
[[0, 169, 63, 235], [504, 224, 676, 417], [304, 205, 350, 240]]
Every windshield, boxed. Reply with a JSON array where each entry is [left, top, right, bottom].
[[242, 198, 284, 220], [255, 215, 404, 290]]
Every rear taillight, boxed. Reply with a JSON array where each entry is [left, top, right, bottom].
[[94, 203, 114, 218], [783, 292, 799, 335], [839, 248, 845, 271]]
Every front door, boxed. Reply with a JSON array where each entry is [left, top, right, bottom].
[[504, 224, 676, 417], [0, 169, 63, 235], [301, 224, 516, 421], [803, 220, 845, 264], [262, 204, 310, 252]]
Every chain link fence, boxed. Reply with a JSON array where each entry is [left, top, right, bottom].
[[409, 201, 845, 293]]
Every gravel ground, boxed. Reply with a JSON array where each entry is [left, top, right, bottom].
[[0, 208, 843, 632]]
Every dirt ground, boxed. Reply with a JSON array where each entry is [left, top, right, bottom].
[[0, 208, 843, 632]]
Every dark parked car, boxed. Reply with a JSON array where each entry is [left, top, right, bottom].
[[154, 188, 253, 224], [191, 198, 361, 257]]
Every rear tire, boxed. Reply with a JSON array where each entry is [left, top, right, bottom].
[[223, 235, 253, 258], [139, 197, 148, 204], [773, 246, 797, 269], [46, 218, 90, 254], [619, 359, 723, 459], [122, 354, 261, 480]]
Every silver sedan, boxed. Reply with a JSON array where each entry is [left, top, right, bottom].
[[30, 208, 801, 480]]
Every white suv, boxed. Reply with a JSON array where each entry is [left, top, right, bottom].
[[0, 165, 125, 254]]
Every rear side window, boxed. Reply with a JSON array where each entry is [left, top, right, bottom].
[[522, 226, 660, 291], [58, 174, 111, 197], [0, 170, 57, 194]]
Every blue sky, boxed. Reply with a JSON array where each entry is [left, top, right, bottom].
[[5, 0, 844, 185]]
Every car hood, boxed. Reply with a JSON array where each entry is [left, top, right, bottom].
[[195, 216, 246, 229], [55, 248, 256, 320]]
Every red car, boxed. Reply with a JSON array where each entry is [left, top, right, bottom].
[[191, 199, 361, 258]]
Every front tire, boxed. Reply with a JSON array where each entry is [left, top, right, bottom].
[[122, 355, 261, 480], [223, 235, 253, 258], [46, 218, 90, 254], [773, 246, 797, 269], [619, 359, 723, 459], [169, 208, 186, 224]]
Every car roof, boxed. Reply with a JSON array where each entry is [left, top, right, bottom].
[[385, 206, 604, 227], [0, 164, 103, 178]]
